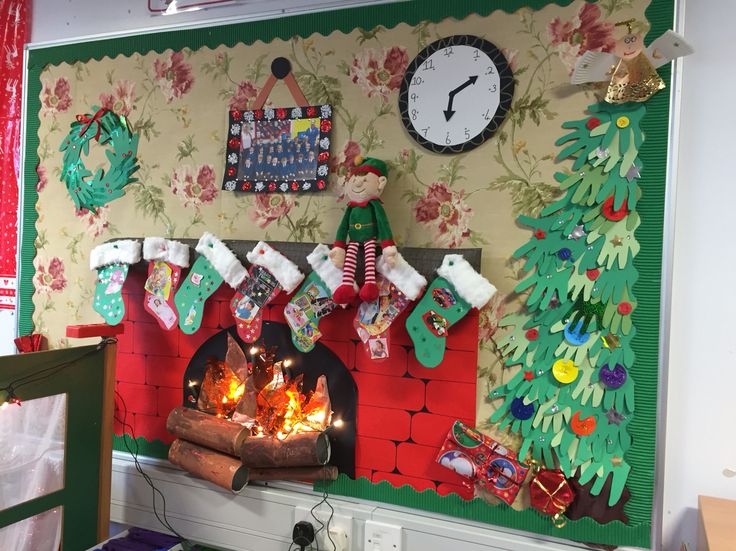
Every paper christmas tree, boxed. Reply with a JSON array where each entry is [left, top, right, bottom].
[[490, 102, 644, 506]]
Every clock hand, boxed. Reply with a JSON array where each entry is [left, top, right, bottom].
[[443, 75, 478, 121]]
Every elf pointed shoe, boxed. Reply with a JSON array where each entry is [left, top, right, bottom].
[[359, 282, 379, 302], [332, 283, 357, 305]]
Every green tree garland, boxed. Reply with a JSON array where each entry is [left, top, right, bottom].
[[490, 101, 645, 506], [59, 106, 140, 213]]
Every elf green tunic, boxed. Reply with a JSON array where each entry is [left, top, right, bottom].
[[333, 198, 395, 248]]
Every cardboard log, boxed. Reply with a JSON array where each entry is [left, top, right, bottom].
[[240, 431, 330, 468], [249, 465, 338, 482], [168, 439, 249, 493], [166, 406, 249, 457]]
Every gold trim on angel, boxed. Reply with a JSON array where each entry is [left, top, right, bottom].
[[570, 20, 693, 104]]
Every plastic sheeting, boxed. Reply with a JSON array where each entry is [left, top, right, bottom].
[[0, 394, 66, 551]]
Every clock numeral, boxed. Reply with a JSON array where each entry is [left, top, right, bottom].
[[464, 128, 470, 140], [422, 59, 435, 71], [411, 108, 419, 121], [483, 109, 491, 120], [445, 132, 452, 145], [489, 84, 497, 92], [411, 76, 424, 86], [421, 127, 430, 137], [485, 65, 495, 75], [473, 50, 480, 61], [410, 92, 419, 102], [443, 47, 454, 57]]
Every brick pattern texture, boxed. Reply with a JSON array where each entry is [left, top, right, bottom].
[[115, 270, 478, 499]]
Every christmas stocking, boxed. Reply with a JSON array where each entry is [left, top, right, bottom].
[[175, 233, 246, 334], [285, 243, 354, 353], [142, 238, 190, 331], [354, 252, 426, 359], [90, 240, 141, 325], [230, 241, 304, 342], [407, 254, 497, 368]]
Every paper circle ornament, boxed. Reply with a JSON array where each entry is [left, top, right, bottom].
[[510, 397, 535, 420], [602, 196, 629, 221], [552, 359, 579, 384], [570, 411, 596, 436], [599, 363, 627, 389], [564, 320, 590, 346]]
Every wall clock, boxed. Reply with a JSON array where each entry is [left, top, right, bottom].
[[398, 34, 515, 154]]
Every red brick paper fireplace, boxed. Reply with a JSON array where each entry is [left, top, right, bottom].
[[114, 242, 480, 499]]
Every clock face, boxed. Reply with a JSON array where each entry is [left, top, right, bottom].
[[399, 35, 514, 154]]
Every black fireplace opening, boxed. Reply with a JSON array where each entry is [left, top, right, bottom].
[[182, 320, 357, 478]]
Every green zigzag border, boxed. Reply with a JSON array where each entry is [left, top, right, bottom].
[[112, 435, 170, 459], [19, 0, 674, 547]]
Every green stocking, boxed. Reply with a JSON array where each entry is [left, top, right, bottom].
[[406, 254, 496, 368], [285, 244, 345, 353], [175, 233, 246, 334], [90, 240, 141, 325]]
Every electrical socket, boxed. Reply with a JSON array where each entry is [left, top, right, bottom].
[[294, 505, 351, 551], [364, 520, 402, 551]]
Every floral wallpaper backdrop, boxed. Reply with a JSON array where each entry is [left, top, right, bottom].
[[33, 1, 648, 441]]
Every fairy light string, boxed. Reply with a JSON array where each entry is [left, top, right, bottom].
[[0, 337, 115, 409]]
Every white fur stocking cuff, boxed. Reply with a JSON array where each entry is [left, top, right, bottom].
[[90, 240, 141, 270], [246, 241, 304, 293], [143, 238, 190, 267], [436, 254, 496, 309], [377, 253, 426, 300], [195, 233, 247, 288]]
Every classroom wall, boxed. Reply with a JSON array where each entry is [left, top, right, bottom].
[[28, 0, 736, 550]]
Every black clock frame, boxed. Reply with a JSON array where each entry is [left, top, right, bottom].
[[398, 34, 515, 155]]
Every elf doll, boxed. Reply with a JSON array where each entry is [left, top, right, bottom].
[[329, 156, 397, 304]]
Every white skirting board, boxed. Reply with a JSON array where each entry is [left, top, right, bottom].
[[110, 452, 643, 551]]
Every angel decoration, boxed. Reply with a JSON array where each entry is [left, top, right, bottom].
[[571, 18, 693, 103]]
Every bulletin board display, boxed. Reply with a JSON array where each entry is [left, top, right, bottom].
[[20, 0, 673, 548]]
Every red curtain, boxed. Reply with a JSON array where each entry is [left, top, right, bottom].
[[0, 1, 29, 310]]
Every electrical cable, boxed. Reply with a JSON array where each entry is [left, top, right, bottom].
[[114, 388, 193, 547], [309, 465, 336, 551], [0, 338, 111, 404]]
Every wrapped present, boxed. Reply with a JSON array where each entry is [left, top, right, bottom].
[[529, 467, 575, 527], [477, 449, 529, 506], [436, 420, 528, 505]]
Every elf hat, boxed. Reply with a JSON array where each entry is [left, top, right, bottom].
[[351, 156, 388, 178]]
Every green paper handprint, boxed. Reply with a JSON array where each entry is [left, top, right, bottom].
[[590, 104, 645, 150], [568, 265, 596, 301], [589, 200, 640, 233], [578, 457, 631, 505], [556, 119, 606, 169], [570, 364, 604, 408], [593, 263, 638, 304], [602, 293, 636, 335], [516, 266, 573, 310], [600, 377, 635, 414], [565, 293, 605, 333], [596, 224, 640, 270], [497, 313, 533, 362], [553, 167, 608, 207], [595, 170, 638, 211]]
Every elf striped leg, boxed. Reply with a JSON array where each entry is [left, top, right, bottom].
[[342, 241, 360, 285], [333, 241, 360, 304], [359, 238, 379, 302]]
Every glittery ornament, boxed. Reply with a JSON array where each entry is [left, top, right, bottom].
[[510, 397, 535, 420], [552, 359, 579, 384], [568, 225, 587, 240], [599, 363, 627, 389]]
